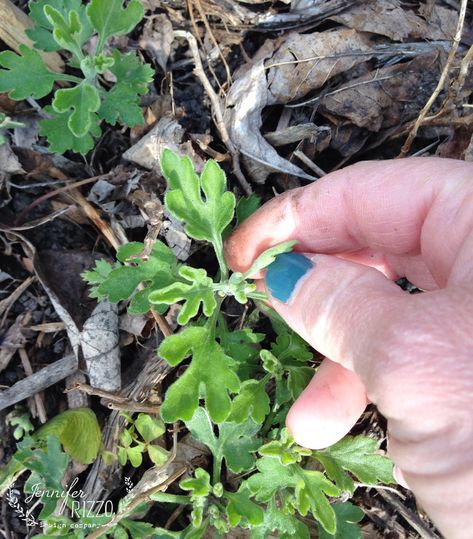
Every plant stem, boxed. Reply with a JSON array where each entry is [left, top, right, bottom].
[[212, 236, 228, 281], [150, 492, 191, 504], [212, 455, 223, 485], [54, 74, 84, 84]]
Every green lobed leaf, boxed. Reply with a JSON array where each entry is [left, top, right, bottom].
[[225, 488, 264, 527], [227, 379, 270, 424], [52, 82, 101, 138], [159, 327, 240, 423], [180, 468, 211, 498], [99, 82, 145, 127], [109, 49, 154, 94], [39, 106, 101, 155], [185, 408, 260, 473], [258, 428, 311, 466], [92, 241, 179, 304], [244, 456, 339, 534], [22, 436, 69, 520], [27, 0, 92, 52], [250, 498, 310, 539], [0, 45, 57, 100], [86, 0, 144, 44], [216, 319, 264, 381], [34, 408, 101, 465], [160, 149, 236, 243], [149, 266, 216, 325], [318, 502, 364, 539], [243, 241, 297, 278], [312, 435, 394, 493], [43, 4, 87, 57]]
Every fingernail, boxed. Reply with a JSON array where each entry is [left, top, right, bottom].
[[393, 466, 410, 489], [265, 252, 313, 303]]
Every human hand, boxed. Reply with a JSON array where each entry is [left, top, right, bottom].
[[225, 157, 473, 539]]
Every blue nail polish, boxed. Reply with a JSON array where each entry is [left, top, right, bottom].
[[266, 252, 313, 303]]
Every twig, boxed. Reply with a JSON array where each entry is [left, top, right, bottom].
[[174, 30, 252, 195], [424, 44, 473, 123], [104, 400, 161, 413], [64, 382, 129, 402], [376, 489, 440, 539], [194, 0, 232, 88], [0, 276, 35, 327], [293, 150, 327, 177], [14, 174, 109, 226], [399, 0, 468, 157], [18, 348, 48, 424], [67, 188, 121, 250], [0, 354, 77, 411], [187, 0, 225, 94]]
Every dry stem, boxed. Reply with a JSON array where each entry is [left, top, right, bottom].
[[399, 0, 468, 157]]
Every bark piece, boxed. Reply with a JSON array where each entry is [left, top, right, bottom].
[[0, 354, 77, 410]]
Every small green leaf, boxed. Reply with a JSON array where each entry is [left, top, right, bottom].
[[227, 379, 270, 424], [0, 45, 57, 100], [135, 413, 165, 443], [318, 503, 364, 539], [250, 498, 310, 539], [159, 327, 240, 423], [244, 241, 297, 278], [86, 0, 144, 43], [225, 488, 264, 526], [99, 82, 145, 127], [91, 240, 179, 304], [148, 444, 169, 467], [127, 444, 144, 467], [35, 408, 101, 465], [28, 0, 92, 52], [149, 266, 216, 325], [244, 456, 339, 534], [39, 106, 101, 155], [52, 82, 101, 138], [180, 468, 211, 498], [259, 429, 311, 465], [313, 435, 394, 493], [43, 5, 85, 56], [186, 408, 261, 473], [160, 150, 236, 243], [109, 49, 154, 94], [216, 320, 265, 380]]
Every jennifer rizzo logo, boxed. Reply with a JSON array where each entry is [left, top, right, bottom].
[[6, 477, 132, 529]]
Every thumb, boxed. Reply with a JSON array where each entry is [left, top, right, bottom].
[[263, 252, 406, 448]]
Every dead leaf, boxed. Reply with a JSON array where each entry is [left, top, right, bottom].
[[123, 114, 204, 172], [140, 14, 174, 72], [330, 0, 457, 42], [320, 53, 441, 131], [266, 28, 373, 104], [224, 41, 315, 183], [0, 142, 24, 175]]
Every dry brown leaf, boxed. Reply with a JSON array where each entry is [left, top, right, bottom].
[[139, 14, 174, 72], [123, 115, 204, 172], [320, 53, 441, 131], [330, 0, 457, 42], [224, 41, 315, 183], [266, 28, 373, 104]]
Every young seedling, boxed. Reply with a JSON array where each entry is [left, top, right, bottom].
[[82, 149, 395, 537], [0, 0, 153, 154]]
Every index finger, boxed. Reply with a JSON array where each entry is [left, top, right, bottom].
[[225, 157, 473, 285]]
